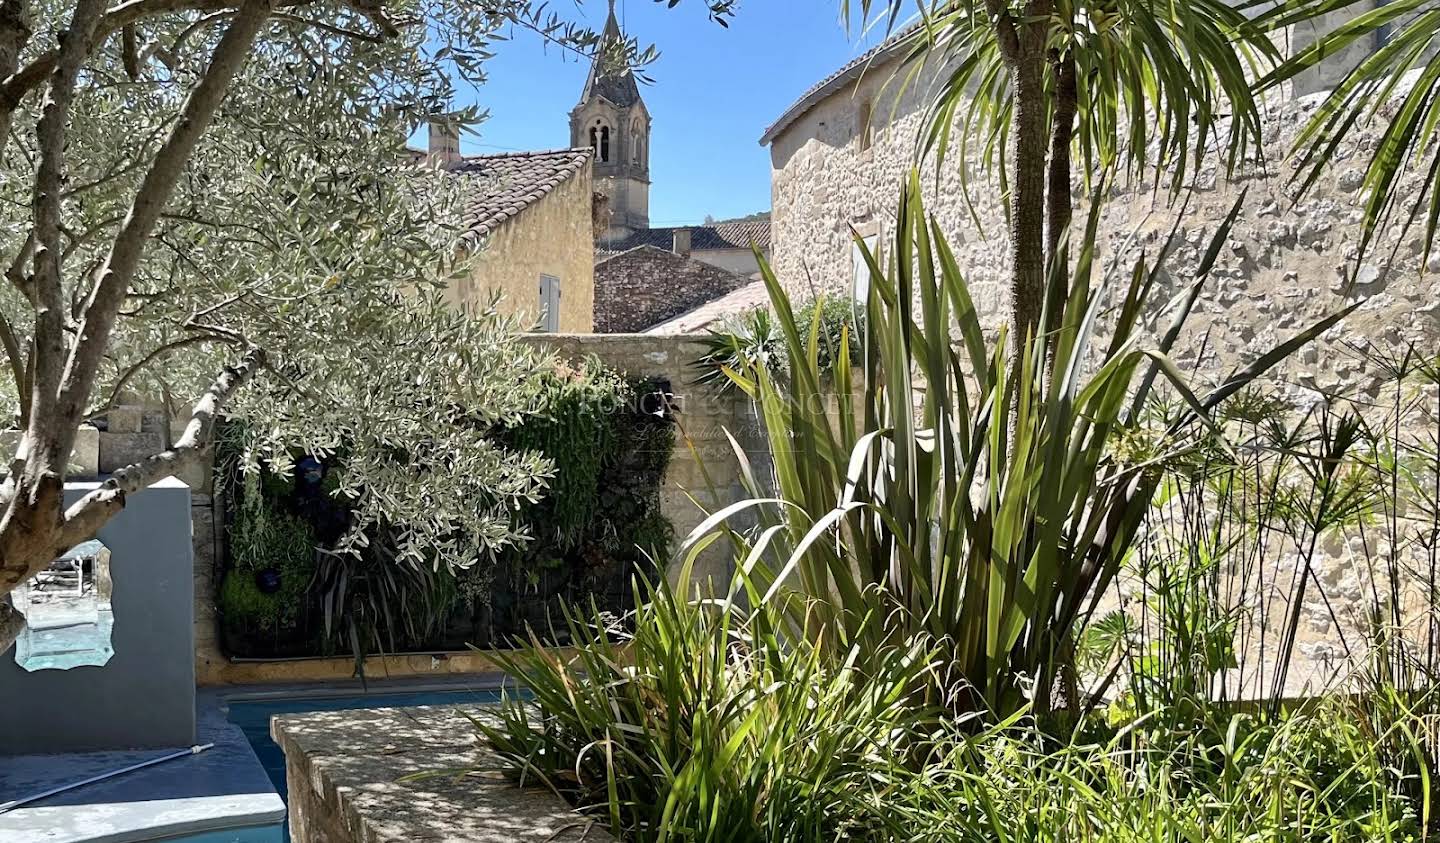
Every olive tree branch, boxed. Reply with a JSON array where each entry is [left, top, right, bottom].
[[29, 0, 106, 442], [56, 0, 272, 435], [59, 345, 265, 547], [88, 332, 225, 419], [0, 308, 29, 425]]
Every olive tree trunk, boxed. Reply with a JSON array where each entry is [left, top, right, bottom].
[[0, 0, 273, 654]]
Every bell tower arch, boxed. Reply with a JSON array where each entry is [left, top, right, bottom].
[[569, 0, 650, 242]]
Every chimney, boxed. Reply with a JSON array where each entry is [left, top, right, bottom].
[[672, 228, 692, 258], [427, 119, 461, 166]]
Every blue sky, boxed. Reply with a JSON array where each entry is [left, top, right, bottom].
[[447, 1, 887, 226]]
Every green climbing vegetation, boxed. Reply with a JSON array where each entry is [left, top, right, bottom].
[[214, 358, 674, 661]]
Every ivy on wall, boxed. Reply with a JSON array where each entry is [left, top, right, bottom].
[[214, 358, 675, 662]]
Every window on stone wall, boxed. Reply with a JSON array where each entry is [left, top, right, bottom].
[[600, 126, 611, 163], [858, 100, 874, 152], [539, 274, 562, 332], [852, 233, 878, 302]]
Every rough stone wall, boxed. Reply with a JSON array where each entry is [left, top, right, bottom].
[[768, 53, 1007, 308], [525, 333, 769, 588], [192, 491, 223, 683], [447, 165, 595, 333], [767, 51, 1440, 402], [767, 44, 1440, 694], [594, 246, 753, 333]]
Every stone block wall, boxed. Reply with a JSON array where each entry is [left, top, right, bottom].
[[274, 705, 613, 842], [594, 245, 753, 333], [526, 333, 769, 588]]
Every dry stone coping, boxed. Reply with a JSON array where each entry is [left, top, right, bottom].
[[272, 704, 614, 842]]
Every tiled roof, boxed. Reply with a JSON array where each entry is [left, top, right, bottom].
[[597, 221, 772, 256], [758, 22, 922, 146], [448, 148, 592, 241], [645, 279, 771, 334]]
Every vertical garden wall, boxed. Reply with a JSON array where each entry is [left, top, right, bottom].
[[214, 358, 672, 661], [209, 334, 766, 665]]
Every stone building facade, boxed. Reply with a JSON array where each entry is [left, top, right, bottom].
[[760, 21, 1440, 380], [441, 148, 596, 333], [593, 244, 753, 332]]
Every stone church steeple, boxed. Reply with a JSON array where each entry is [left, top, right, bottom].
[[571, 0, 650, 242]]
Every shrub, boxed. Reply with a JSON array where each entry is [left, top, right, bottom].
[[685, 177, 1354, 719], [483, 579, 1432, 842], [892, 705, 1424, 842], [218, 569, 284, 635], [692, 294, 861, 392], [482, 579, 940, 842]]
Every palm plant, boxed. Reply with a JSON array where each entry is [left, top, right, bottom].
[[846, 0, 1278, 364], [692, 296, 863, 393], [684, 176, 1356, 718], [1256, 0, 1440, 263]]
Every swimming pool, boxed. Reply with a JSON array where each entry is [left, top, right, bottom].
[[225, 686, 509, 806], [0, 684, 512, 843]]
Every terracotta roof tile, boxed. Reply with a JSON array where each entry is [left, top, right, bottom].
[[597, 221, 771, 256], [447, 148, 592, 242]]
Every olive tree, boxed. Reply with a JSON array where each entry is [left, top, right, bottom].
[[0, 0, 732, 651]]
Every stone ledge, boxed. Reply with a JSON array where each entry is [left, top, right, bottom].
[[272, 704, 613, 843]]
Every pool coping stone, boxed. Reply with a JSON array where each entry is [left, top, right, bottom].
[[272, 703, 613, 843]]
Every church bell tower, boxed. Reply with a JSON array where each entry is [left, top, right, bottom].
[[570, 0, 650, 243]]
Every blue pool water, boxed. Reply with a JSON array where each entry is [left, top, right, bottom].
[[226, 687, 507, 805]]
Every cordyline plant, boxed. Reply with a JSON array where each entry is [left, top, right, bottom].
[[685, 175, 1356, 717], [0, 0, 735, 652]]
